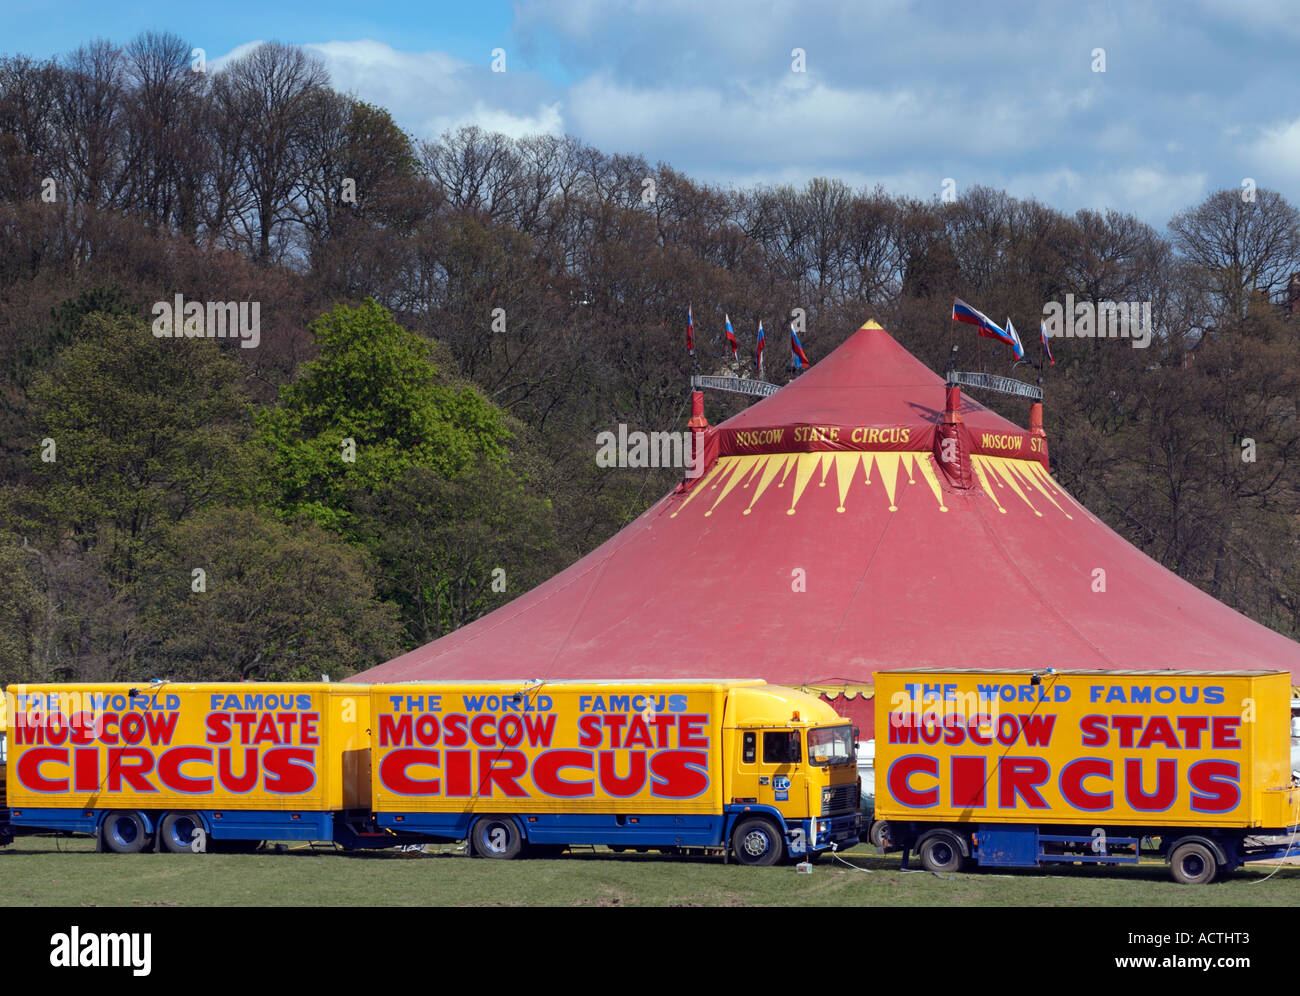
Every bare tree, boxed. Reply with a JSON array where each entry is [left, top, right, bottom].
[[1169, 188, 1300, 322], [121, 31, 207, 234], [420, 125, 524, 222], [57, 40, 128, 210], [0, 55, 65, 200], [214, 42, 330, 262]]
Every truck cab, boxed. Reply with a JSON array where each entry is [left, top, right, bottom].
[[723, 686, 860, 864]]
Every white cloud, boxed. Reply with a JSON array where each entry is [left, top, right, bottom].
[[1251, 116, 1300, 181], [1081, 168, 1209, 220], [565, 72, 1041, 167], [212, 38, 561, 142], [209, 40, 267, 72]]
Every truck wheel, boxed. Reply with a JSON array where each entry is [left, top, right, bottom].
[[471, 817, 524, 859], [917, 831, 965, 873], [160, 812, 206, 853], [102, 812, 149, 854], [731, 817, 784, 867], [869, 820, 891, 848], [1169, 841, 1218, 885]]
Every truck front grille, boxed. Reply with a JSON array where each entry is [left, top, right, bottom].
[[822, 784, 857, 815]]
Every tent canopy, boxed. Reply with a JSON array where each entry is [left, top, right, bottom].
[[353, 321, 1300, 734]]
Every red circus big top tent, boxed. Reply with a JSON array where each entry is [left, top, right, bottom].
[[353, 320, 1300, 735]]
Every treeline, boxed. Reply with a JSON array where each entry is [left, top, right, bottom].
[[1, 34, 1299, 684]]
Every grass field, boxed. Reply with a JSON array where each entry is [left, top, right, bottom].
[[2, 835, 1297, 906]]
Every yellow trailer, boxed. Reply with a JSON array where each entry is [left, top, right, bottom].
[[873, 669, 1299, 883], [3, 683, 369, 852]]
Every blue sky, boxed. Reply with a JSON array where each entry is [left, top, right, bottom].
[[12, 0, 1300, 225]]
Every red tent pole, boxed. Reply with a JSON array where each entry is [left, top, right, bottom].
[[687, 390, 709, 455], [1030, 402, 1044, 438]]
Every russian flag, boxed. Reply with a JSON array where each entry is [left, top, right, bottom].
[[724, 313, 738, 357], [1004, 316, 1026, 361], [686, 304, 694, 355], [791, 325, 811, 369], [1040, 321, 1055, 366], [756, 321, 765, 374], [952, 298, 1021, 356]]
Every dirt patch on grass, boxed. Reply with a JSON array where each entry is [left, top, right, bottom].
[[671, 893, 748, 907], [577, 887, 635, 906]]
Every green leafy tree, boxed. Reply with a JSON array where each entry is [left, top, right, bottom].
[[257, 299, 509, 529], [351, 458, 563, 643], [138, 507, 404, 680], [22, 314, 264, 584], [8, 285, 135, 388]]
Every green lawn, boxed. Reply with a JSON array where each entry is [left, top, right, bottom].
[[1, 835, 1297, 906]]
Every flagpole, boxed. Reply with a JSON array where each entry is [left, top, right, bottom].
[[950, 296, 956, 365], [690, 303, 698, 375]]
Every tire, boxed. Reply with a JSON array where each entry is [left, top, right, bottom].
[[731, 817, 784, 867], [917, 831, 965, 873], [869, 819, 891, 848], [159, 812, 206, 854], [101, 812, 150, 854], [471, 816, 524, 859], [1169, 841, 1218, 885]]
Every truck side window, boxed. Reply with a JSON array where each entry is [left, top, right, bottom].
[[742, 732, 756, 764], [763, 730, 801, 765]]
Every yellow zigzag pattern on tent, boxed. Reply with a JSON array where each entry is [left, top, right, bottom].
[[670, 451, 1078, 519]]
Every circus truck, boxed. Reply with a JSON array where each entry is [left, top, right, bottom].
[[0, 679, 861, 863], [366, 679, 861, 862], [873, 669, 1300, 884]]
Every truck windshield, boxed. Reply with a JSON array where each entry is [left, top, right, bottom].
[[808, 725, 854, 767]]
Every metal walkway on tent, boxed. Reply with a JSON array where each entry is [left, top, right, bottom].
[[690, 375, 780, 398], [947, 370, 1043, 401]]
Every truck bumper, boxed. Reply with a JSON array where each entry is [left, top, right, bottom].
[[791, 813, 860, 855]]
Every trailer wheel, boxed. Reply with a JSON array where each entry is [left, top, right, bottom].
[[101, 812, 150, 854], [160, 812, 206, 853], [1169, 841, 1218, 885], [471, 817, 524, 859], [731, 817, 784, 867], [917, 831, 965, 873]]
